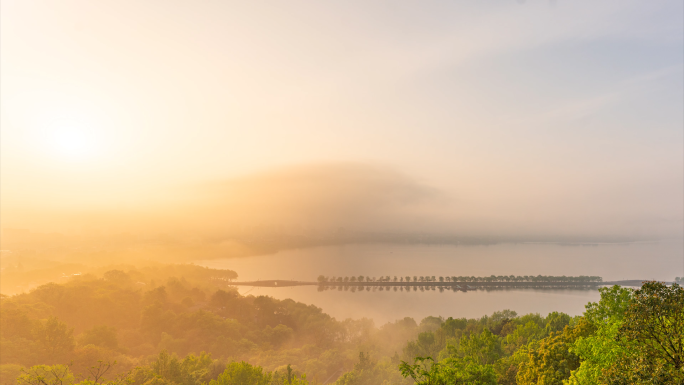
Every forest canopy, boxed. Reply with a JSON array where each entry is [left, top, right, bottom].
[[1, 264, 681, 385]]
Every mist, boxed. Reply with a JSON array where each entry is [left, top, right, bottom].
[[3, 162, 681, 249]]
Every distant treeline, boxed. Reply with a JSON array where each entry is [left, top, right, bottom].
[[317, 275, 603, 283], [316, 285, 597, 293]]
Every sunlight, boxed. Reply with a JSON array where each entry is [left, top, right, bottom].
[[52, 128, 93, 159], [33, 99, 104, 162]]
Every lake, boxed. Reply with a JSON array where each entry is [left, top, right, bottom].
[[197, 240, 683, 325]]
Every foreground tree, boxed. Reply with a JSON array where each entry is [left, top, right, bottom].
[[458, 329, 503, 365], [399, 357, 496, 385], [516, 318, 595, 385], [17, 365, 75, 385], [605, 282, 684, 384], [208, 361, 308, 385], [566, 285, 633, 385], [209, 362, 271, 385]]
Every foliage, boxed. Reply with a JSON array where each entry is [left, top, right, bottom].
[[16, 364, 76, 385], [493, 347, 528, 385], [516, 318, 595, 385], [620, 282, 683, 369], [583, 285, 632, 325], [209, 361, 271, 385], [502, 321, 545, 354], [565, 285, 633, 385], [3, 265, 683, 384], [566, 321, 627, 385], [457, 328, 503, 365], [399, 357, 496, 385], [605, 282, 684, 384]]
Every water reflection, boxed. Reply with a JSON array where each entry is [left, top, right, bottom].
[[199, 241, 682, 323], [233, 285, 602, 324]]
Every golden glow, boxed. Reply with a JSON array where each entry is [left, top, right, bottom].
[[0, 1, 682, 240], [47, 122, 97, 160], [22, 89, 111, 163]]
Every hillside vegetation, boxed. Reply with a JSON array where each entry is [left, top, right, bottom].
[[1, 265, 681, 384]]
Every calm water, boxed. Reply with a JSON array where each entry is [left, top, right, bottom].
[[197, 241, 683, 324]]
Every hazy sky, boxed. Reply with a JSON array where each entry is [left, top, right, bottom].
[[1, 1, 682, 239]]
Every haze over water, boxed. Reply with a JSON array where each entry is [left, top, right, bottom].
[[198, 240, 683, 324]]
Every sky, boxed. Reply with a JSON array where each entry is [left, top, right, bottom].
[[1, 1, 683, 240]]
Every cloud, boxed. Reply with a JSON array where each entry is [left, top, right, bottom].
[[184, 162, 445, 233], [1, 161, 681, 242], [0, 162, 446, 236]]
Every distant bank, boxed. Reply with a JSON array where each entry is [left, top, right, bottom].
[[222, 279, 655, 288]]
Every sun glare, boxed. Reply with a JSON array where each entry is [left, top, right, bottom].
[[53, 129, 93, 159], [32, 99, 105, 161]]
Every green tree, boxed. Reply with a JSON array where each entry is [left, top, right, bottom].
[[493, 347, 529, 385], [583, 285, 632, 325], [545, 312, 571, 335], [605, 282, 684, 384], [147, 350, 222, 385], [209, 362, 271, 385], [490, 310, 518, 323], [17, 364, 76, 385], [566, 322, 627, 385], [458, 329, 502, 365], [178, 352, 222, 385], [566, 285, 633, 385], [502, 321, 544, 355], [399, 357, 496, 385], [517, 319, 594, 385], [621, 282, 683, 369], [271, 364, 309, 385]]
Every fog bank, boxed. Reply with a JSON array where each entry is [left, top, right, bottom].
[[2, 163, 681, 245]]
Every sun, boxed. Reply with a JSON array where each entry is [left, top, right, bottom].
[[36, 105, 103, 161], [46, 119, 100, 161], [53, 129, 93, 157], [24, 89, 111, 162]]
